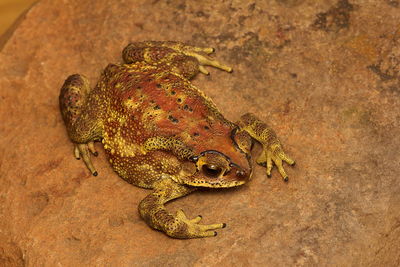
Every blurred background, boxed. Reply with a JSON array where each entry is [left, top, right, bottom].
[[0, 0, 36, 37]]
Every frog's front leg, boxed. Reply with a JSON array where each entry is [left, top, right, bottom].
[[236, 113, 295, 181], [139, 177, 226, 238], [59, 74, 104, 176]]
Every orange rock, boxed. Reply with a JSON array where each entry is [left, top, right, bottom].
[[0, 0, 399, 266]]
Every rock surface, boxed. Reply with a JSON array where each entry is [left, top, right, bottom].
[[0, 0, 399, 266]]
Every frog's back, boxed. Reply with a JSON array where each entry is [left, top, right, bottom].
[[98, 62, 236, 187], [59, 41, 294, 238], [101, 62, 232, 146]]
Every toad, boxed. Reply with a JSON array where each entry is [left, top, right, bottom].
[[59, 41, 295, 238]]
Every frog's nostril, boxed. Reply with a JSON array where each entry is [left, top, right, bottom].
[[229, 162, 246, 177], [236, 170, 246, 178]]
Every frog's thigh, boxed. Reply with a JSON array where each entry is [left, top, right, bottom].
[[60, 73, 106, 176], [59, 74, 91, 131], [60, 74, 104, 143]]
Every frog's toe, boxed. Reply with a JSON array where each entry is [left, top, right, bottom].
[[265, 151, 273, 177], [74, 145, 81, 160], [256, 152, 267, 166], [190, 215, 203, 224], [198, 65, 210, 75], [183, 50, 232, 74], [280, 152, 295, 166], [87, 141, 99, 157], [74, 143, 98, 176], [199, 222, 226, 231], [195, 53, 232, 73], [192, 46, 214, 55], [203, 47, 215, 54], [274, 157, 288, 181]]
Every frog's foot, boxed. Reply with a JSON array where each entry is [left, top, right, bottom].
[[181, 46, 233, 75], [257, 143, 295, 182], [74, 142, 98, 176], [174, 209, 226, 238]]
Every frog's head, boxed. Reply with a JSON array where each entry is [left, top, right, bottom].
[[179, 132, 253, 188]]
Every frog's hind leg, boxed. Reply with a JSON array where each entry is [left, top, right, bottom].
[[122, 41, 232, 78], [139, 177, 226, 238], [59, 74, 103, 176], [122, 41, 214, 63]]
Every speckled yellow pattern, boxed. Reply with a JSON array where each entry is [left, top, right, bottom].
[[59, 41, 295, 238]]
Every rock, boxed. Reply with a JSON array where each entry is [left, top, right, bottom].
[[0, 0, 399, 266]]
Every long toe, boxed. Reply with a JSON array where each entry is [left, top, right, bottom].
[[274, 157, 288, 181], [88, 141, 98, 156], [201, 223, 226, 231]]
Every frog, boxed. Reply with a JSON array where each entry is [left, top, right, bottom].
[[59, 41, 295, 239]]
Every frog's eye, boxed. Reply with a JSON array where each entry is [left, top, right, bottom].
[[202, 164, 223, 178]]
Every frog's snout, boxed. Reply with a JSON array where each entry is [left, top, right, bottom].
[[228, 162, 248, 179]]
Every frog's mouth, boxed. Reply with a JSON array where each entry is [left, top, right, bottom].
[[182, 150, 251, 188]]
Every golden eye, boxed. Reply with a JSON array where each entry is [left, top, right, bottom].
[[202, 165, 222, 178]]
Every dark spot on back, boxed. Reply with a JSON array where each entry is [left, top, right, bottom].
[[168, 115, 179, 123], [183, 104, 193, 112]]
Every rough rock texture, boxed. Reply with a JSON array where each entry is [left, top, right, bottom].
[[0, 0, 399, 266]]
